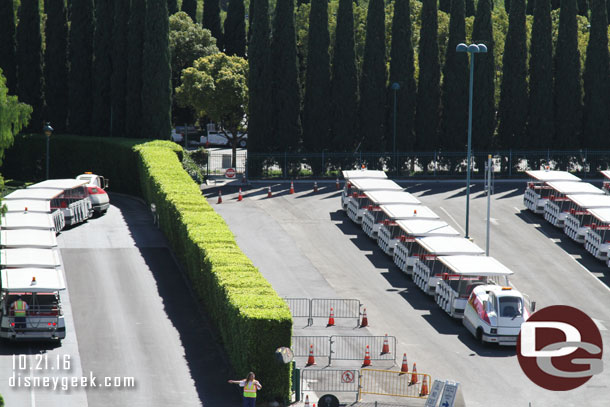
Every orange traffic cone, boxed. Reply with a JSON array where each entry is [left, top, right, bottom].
[[267, 186, 272, 198], [237, 188, 243, 201], [217, 190, 223, 204], [362, 345, 371, 367], [306, 344, 316, 366], [313, 182, 318, 193], [304, 395, 310, 406], [400, 353, 409, 374], [327, 307, 335, 327], [336, 178, 340, 190], [290, 181, 295, 194], [381, 334, 390, 354], [360, 308, 368, 327], [420, 376, 429, 396], [409, 363, 418, 385]]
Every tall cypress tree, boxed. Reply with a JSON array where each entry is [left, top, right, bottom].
[[526, 0, 534, 15], [271, 0, 301, 151], [126, 0, 146, 139], [331, 0, 359, 150], [0, 0, 17, 94], [583, 0, 610, 147], [68, 0, 94, 135], [441, 0, 469, 153], [111, 0, 130, 137], [471, 0, 496, 155], [248, 0, 272, 153], [359, 0, 387, 151], [439, 0, 451, 13], [182, 0, 197, 22], [415, 0, 441, 153], [466, 0, 476, 16], [527, 0, 554, 148], [578, 0, 589, 16], [91, 0, 114, 137], [141, 0, 172, 139], [203, 0, 223, 49], [607, 0, 610, 27], [303, 0, 331, 152], [224, 0, 246, 57], [505, 0, 511, 13], [497, 0, 528, 150], [44, 0, 69, 132], [168, 0, 178, 14], [554, 0, 581, 148], [388, 0, 416, 152], [17, 0, 44, 131], [552, 0, 560, 9]]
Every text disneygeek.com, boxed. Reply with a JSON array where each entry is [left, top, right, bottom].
[[9, 372, 136, 391]]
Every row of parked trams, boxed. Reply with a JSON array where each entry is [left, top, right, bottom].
[[0, 173, 109, 342], [341, 170, 531, 346]]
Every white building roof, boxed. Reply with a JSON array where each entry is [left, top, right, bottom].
[[546, 181, 604, 195], [417, 236, 485, 255], [349, 178, 402, 192], [3, 188, 63, 200], [381, 205, 439, 220], [1, 268, 66, 292], [342, 170, 387, 180], [566, 194, 610, 209], [395, 219, 460, 236], [525, 170, 581, 182], [3, 200, 51, 213], [28, 179, 88, 190], [587, 207, 610, 224], [1, 230, 58, 248], [438, 255, 514, 277], [600, 170, 610, 180], [364, 190, 421, 205], [0, 213, 55, 229], [0, 248, 61, 268]]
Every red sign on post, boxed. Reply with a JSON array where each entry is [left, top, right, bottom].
[[225, 168, 236, 178]]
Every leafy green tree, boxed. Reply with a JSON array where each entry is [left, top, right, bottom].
[[203, 0, 223, 49], [415, 0, 441, 155], [439, 0, 451, 13], [527, 0, 554, 148], [388, 0, 416, 153], [224, 0, 246, 57], [17, 0, 44, 132], [45, 0, 69, 132], [441, 0, 469, 154], [0, 1, 17, 94], [271, 0, 301, 152], [303, 0, 331, 154], [168, 0, 178, 14], [578, 0, 589, 16], [331, 0, 359, 150], [111, 0, 130, 137], [176, 53, 248, 166], [582, 0, 610, 147], [91, 0, 114, 137], [466, 0, 475, 16], [68, 0, 94, 136], [497, 0, 527, 150], [141, 0, 172, 139], [126, 0, 146, 138], [471, 0, 496, 156], [0, 71, 32, 164], [554, 0, 582, 149], [182, 0, 197, 21], [359, 0, 387, 152]]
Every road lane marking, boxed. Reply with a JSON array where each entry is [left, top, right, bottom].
[[560, 250, 610, 294], [514, 207, 521, 212], [439, 207, 465, 234]]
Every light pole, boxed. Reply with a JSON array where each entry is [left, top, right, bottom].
[[391, 82, 400, 176], [43, 122, 54, 180], [456, 43, 487, 239]]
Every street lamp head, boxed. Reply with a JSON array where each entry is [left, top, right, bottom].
[[456, 43, 468, 53], [467, 44, 480, 53], [391, 82, 400, 90], [43, 122, 54, 137], [477, 44, 488, 53]]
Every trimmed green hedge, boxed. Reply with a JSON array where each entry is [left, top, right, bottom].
[[0, 135, 293, 401]]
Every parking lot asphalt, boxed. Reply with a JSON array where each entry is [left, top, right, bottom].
[[208, 179, 610, 407]]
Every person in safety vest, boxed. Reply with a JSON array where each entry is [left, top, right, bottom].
[[228, 371, 262, 407], [11, 296, 29, 329]]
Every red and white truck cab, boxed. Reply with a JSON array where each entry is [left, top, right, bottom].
[[76, 172, 110, 215], [523, 169, 581, 214], [462, 285, 531, 346], [340, 170, 387, 211]]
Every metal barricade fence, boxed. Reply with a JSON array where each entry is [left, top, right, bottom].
[[292, 336, 331, 358], [301, 369, 360, 400], [330, 336, 397, 365], [283, 298, 311, 320], [359, 368, 431, 400], [310, 298, 362, 327]]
